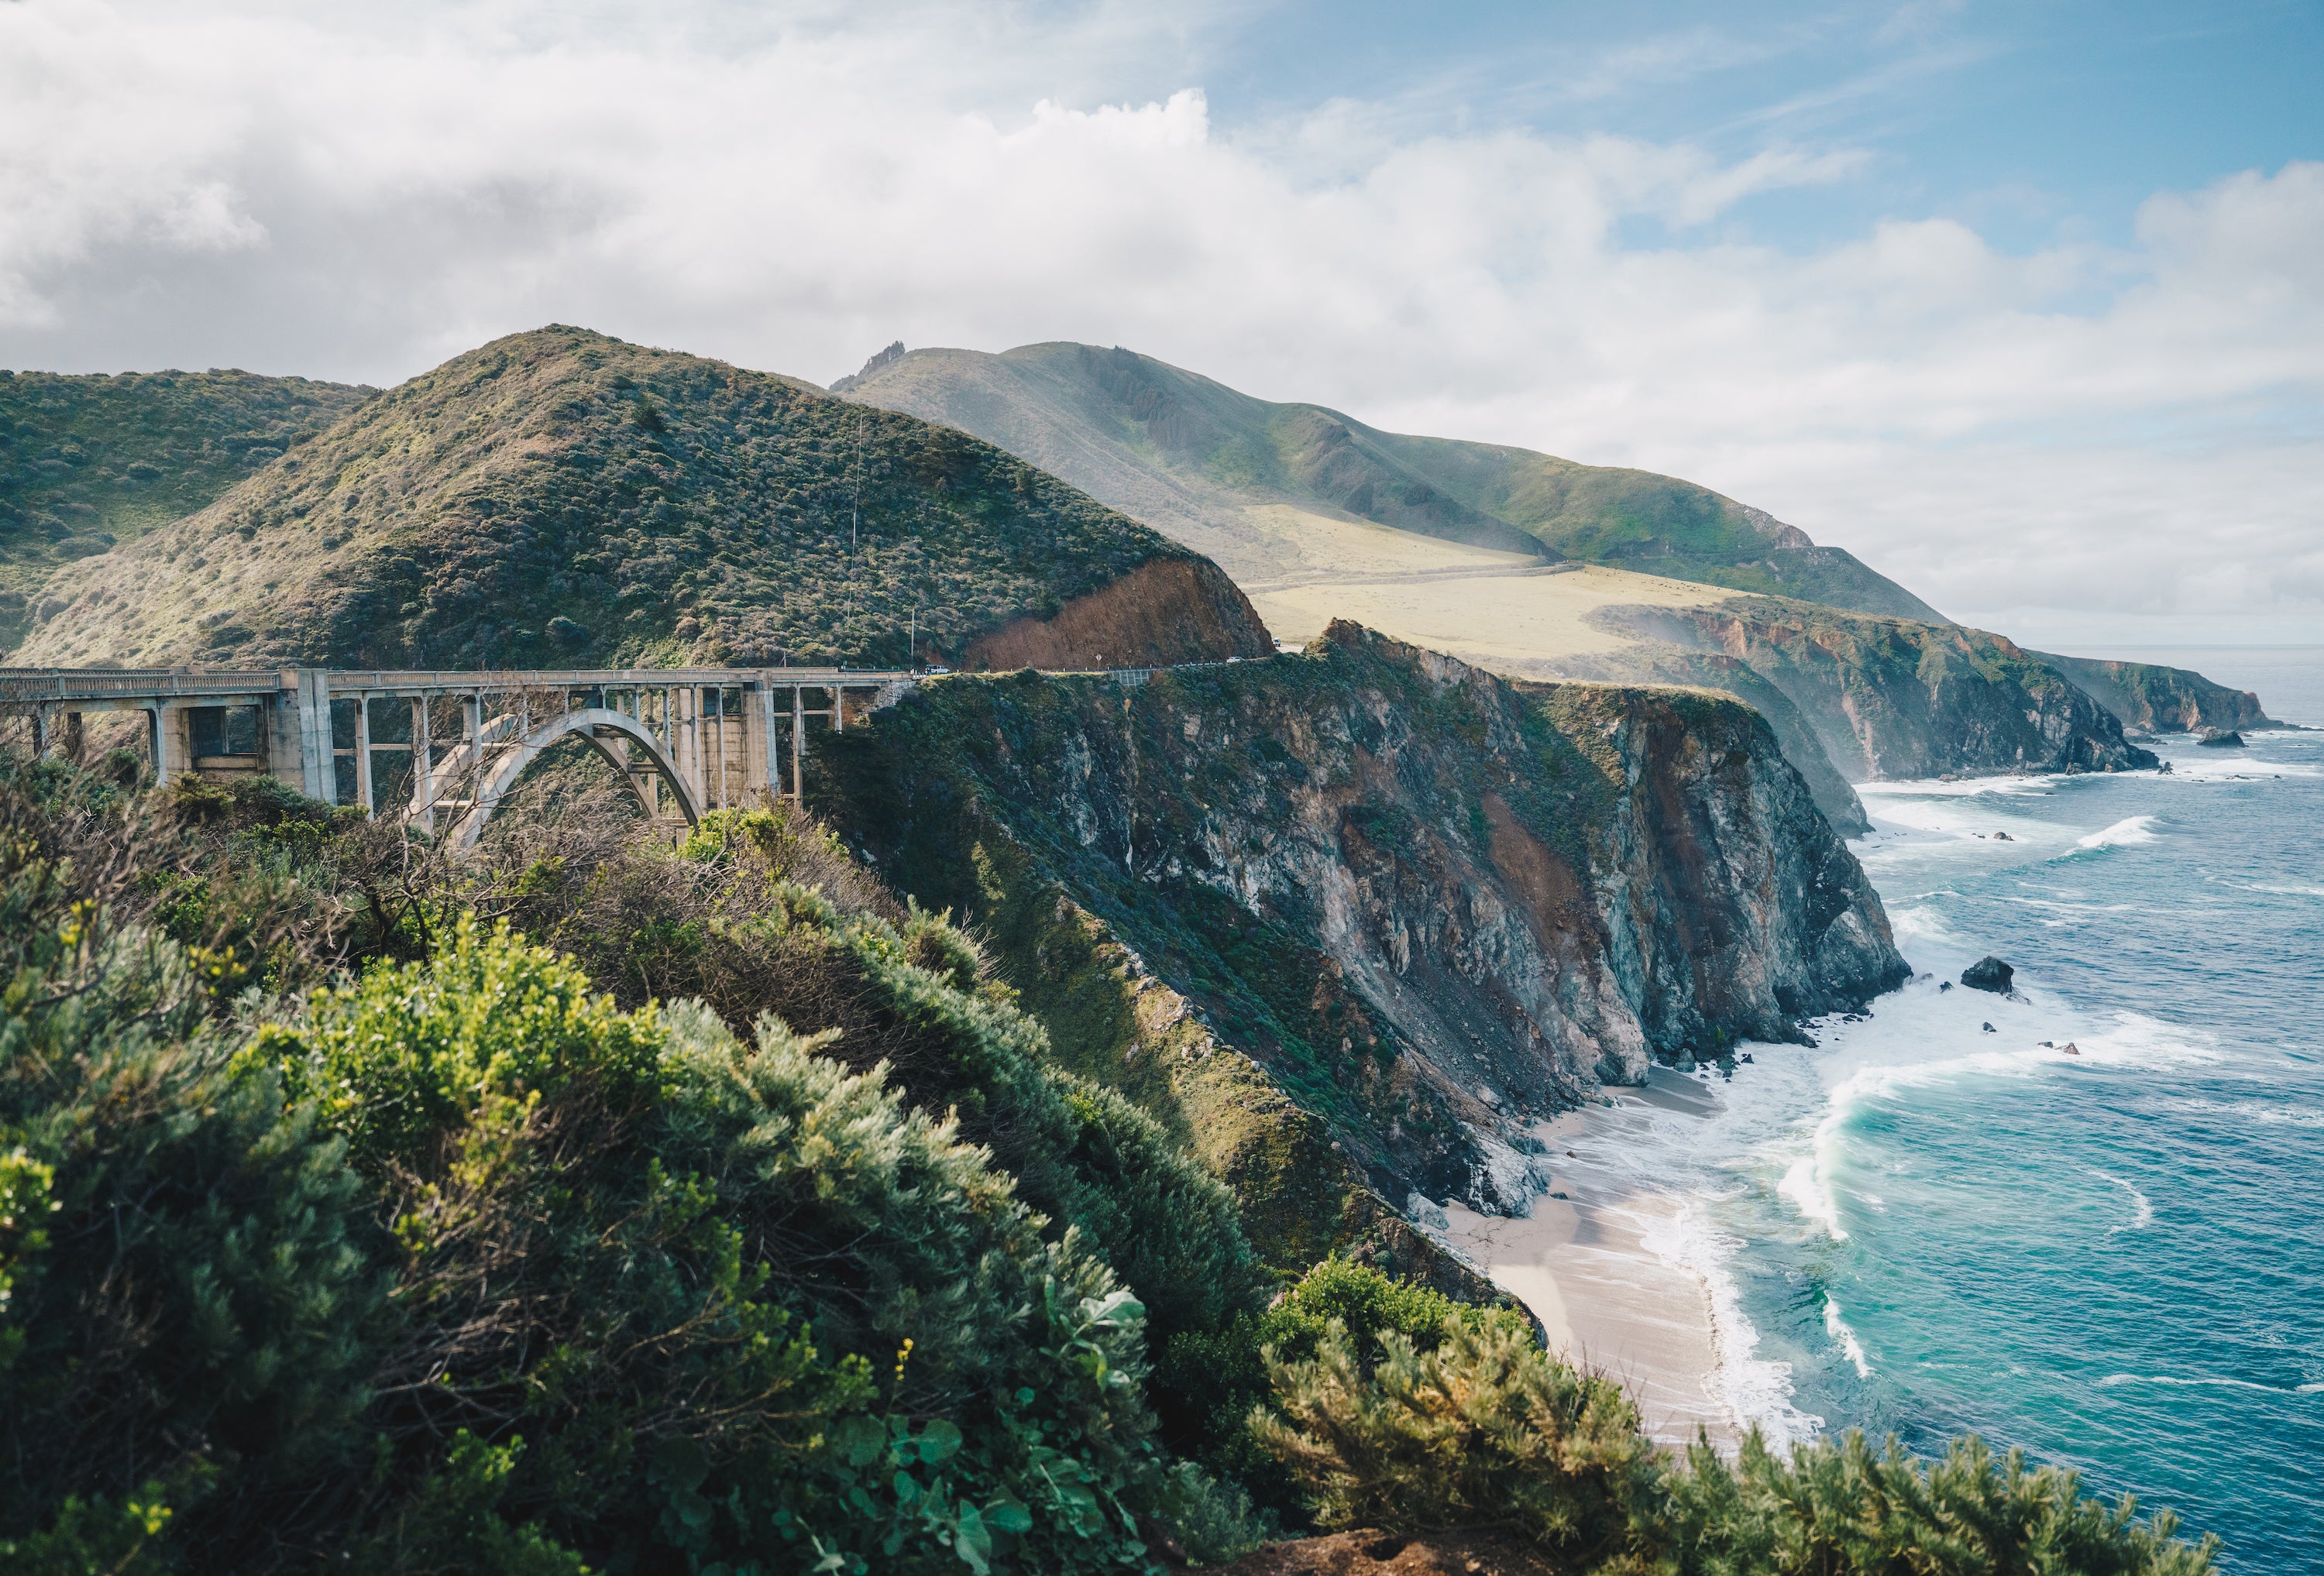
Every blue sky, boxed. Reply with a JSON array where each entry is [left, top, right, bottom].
[[1188, 2, 2321, 249], [0, 0, 2317, 643]]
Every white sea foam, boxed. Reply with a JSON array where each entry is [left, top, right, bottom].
[[1824, 1296, 1875, 1379], [2089, 1169, 2154, 1231], [2073, 815, 2161, 851], [2244, 881, 2324, 898], [1779, 1155, 1848, 1241], [2096, 1372, 2316, 1397], [2156, 1097, 2324, 1128], [1857, 773, 2056, 798], [1635, 1196, 1826, 1448]]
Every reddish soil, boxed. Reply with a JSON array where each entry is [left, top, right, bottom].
[[966, 556, 1274, 670]]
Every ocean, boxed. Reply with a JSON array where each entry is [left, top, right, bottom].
[[1594, 650, 2323, 1571]]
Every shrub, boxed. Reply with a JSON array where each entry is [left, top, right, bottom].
[[512, 803, 1268, 1362], [1253, 1313, 1657, 1562], [253, 911, 668, 1171], [0, 802, 387, 1565], [1666, 1429, 2218, 1576], [246, 923, 1183, 1573], [1248, 1299, 2219, 1576], [1156, 1256, 1532, 1519]]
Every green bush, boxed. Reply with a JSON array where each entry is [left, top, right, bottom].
[[1156, 1255, 1533, 1519], [245, 918, 1191, 1572], [1665, 1430, 2217, 1576], [254, 910, 668, 1170], [1255, 1313, 1656, 1562], [1249, 1298, 2218, 1576], [518, 804, 1268, 1361], [0, 797, 387, 1565]]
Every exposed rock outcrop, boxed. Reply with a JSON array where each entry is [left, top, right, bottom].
[[1961, 956, 2014, 994], [816, 621, 1906, 1233], [2197, 727, 2246, 748], [1597, 599, 2159, 780]]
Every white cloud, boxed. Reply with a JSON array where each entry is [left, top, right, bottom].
[[0, 0, 2316, 644]]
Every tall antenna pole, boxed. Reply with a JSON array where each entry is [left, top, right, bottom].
[[852, 412, 865, 551]]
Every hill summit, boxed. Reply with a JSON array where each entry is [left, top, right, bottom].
[[12, 328, 1270, 671]]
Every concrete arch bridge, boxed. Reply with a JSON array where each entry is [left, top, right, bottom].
[[0, 664, 912, 851]]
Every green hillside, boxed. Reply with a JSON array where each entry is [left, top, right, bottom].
[[837, 341, 1946, 621], [0, 368, 372, 646], [12, 327, 1268, 671]]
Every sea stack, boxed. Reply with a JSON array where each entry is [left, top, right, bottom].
[[1961, 956, 2015, 994], [2197, 727, 2246, 747]]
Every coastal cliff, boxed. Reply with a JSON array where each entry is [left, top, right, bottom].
[[1600, 599, 2161, 780], [815, 623, 1906, 1250], [2031, 651, 2277, 733]]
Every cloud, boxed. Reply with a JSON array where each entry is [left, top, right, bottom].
[[0, 0, 2316, 644]]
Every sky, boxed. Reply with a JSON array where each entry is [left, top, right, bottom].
[[2, 0, 2319, 647]]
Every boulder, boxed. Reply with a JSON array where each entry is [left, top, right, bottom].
[[2197, 728, 2246, 748], [1961, 956, 2014, 994]]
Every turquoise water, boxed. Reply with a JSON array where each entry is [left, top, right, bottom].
[[1603, 675, 2322, 1570]]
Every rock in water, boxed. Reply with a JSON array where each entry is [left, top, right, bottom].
[[2198, 728, 2247, 747], [1982, 1022, 1996, 1033], [1961, 956, 2015, 994]]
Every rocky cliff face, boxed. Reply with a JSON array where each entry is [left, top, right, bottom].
[[2032, 651, 2276, 733], [1600, 599, 2160, 780], [816, 623, 1905, 1237]]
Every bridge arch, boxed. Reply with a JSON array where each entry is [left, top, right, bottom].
[[442, 706, 703, 853]]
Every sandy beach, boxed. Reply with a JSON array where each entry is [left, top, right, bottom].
[[1432, 1068, 1742, 1450]]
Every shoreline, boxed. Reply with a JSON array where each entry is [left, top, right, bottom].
[[1432, 1069, 1747, 1451]]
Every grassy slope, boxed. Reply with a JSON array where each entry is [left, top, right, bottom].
[[839, 341, 1946, 621], [12, 326, 1260, 671], [0, 368, 372, 646]]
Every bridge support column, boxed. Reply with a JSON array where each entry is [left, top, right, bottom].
[[145, 705, 168, 788], [291, 669, 335, 802], [410, 698, 435, 833], [749, 679, 777, 800], [353, 695, 373, 815], [791, 685, 804, 804]]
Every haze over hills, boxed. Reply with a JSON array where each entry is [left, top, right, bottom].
[[11, 328, 1270, 672], [835, 340, 1947, 623], [829, 338, 2279, 833], [0, 368, 372, 648]]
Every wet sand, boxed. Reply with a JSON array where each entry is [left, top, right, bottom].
[[1433, 1071, 1740, 1449]]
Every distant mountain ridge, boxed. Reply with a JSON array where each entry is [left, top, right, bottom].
[[11, 328, 1270, 672], [837, 341, 1947, 623]]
